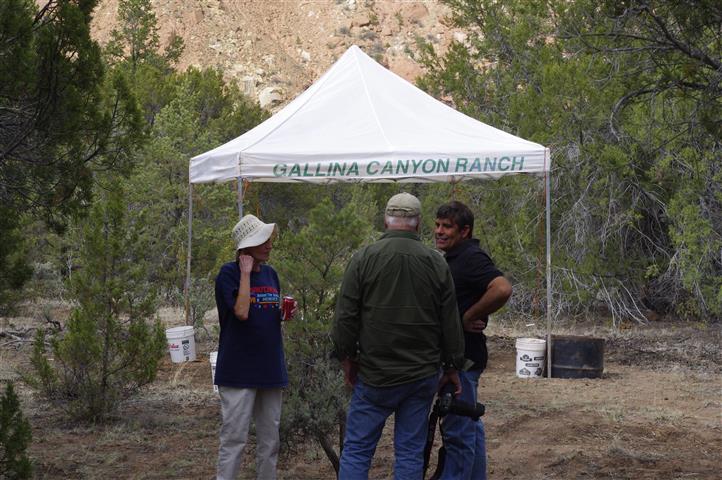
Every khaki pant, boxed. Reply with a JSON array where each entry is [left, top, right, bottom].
[[216, 387, 283, 480]]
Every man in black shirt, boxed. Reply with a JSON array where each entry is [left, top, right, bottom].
[[435, 201, 513, 480]]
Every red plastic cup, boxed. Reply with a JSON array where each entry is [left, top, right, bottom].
[[282, 296, 296, 321]]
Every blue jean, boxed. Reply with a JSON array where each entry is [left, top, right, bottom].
[[439, 369, 486, 480], [339, 373, 438, 480]]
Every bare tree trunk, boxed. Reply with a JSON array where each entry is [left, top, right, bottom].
[[317, 432, 339, 476], [339, 412, 346, 449], [337, 409, 346, 479]]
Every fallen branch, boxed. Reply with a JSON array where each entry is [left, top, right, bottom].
[[0, 329, 33, 340]]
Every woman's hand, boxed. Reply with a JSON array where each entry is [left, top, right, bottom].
[[238, 254, 254, 274]]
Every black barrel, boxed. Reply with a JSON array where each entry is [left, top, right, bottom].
[[551, 335, 604, 379]]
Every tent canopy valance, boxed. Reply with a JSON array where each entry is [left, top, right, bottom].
[[190, 45, 549, 184]]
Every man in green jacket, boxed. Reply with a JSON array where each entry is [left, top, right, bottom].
[[333, 192, 465, 480]]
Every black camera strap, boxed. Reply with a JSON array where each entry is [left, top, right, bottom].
[[422, 403, 446, 480]]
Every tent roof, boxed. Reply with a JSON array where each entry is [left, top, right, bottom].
[[190, 45, 549, 184]]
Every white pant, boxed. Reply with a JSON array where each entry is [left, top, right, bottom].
[[216, 387, 283, 480]]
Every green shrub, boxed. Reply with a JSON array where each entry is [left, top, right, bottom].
[[29, 182, 166, 422], [0, 382, 32, 480]]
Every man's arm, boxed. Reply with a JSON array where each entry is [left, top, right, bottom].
[[462, 276, 512, 333], [332, 255, 362, 385], [439, 263, 465, 395]]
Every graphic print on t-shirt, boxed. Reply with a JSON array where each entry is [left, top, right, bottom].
[[250, 285, 280, 309]]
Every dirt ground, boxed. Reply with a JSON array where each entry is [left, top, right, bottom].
[[1, 305, 720, 479]]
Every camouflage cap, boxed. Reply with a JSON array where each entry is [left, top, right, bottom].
[[385, 192, 421, 217]]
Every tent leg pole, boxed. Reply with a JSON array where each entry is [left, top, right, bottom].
[[237, 177, 244, 220], [545, 171, 552, 378], [185, 184, 193, 326]]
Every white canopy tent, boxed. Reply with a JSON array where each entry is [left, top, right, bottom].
[[189, 45, 553, 373]]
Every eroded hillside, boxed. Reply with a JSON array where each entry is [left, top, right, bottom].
[[92, 0, 464, 109]]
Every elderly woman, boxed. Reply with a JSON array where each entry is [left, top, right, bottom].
[[214, 214, 295, 480]]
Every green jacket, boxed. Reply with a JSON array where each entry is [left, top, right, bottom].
[[332, 230, 465, 387]]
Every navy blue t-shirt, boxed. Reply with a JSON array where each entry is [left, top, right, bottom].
[[214, 262, 288, 388]]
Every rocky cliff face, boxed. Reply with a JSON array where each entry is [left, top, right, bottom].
[[92, 0, 461, 109]]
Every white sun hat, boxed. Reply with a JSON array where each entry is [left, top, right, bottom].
[[232, 214, 277, 251]]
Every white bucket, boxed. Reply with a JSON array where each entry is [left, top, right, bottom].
[[516, 337, 546, 378], [209, 351, 218, 393], [165, 326, 196, 363]]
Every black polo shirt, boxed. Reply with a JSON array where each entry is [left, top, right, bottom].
[[444, 238, 503, 371]]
